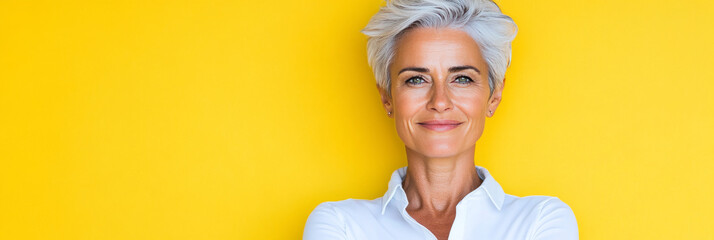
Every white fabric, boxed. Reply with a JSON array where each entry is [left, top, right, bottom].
[[304, 165, 578, 240]]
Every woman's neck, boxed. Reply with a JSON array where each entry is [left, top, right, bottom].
[[401, 146, 482, 214]]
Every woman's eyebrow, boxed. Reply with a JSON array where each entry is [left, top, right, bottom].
[[448, 65, 480, 73], [398, 67, 429, 75]]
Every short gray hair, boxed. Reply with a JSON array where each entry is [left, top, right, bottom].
[[361, 0, 518, 98]]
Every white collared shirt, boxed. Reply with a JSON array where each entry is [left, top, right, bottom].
[[303, 165, 578, 240]]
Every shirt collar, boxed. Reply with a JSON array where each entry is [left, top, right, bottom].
[[380, 165, 505, 215]]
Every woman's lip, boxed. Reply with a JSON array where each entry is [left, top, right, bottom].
[[418, 120, 463, 125], [417, 120, 463, 132], [418, 123, 462, 131]]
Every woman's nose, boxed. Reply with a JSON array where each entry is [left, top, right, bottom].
[[426, 83, 453, 113]]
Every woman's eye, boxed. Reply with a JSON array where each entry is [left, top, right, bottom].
[[454, 76, 473, 84], [405, 77, 426, 85]]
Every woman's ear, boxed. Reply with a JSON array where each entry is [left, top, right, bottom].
[[377, 83, 393, 118], [487, 78, 505, 117]]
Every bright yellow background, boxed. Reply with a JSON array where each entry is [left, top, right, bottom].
[[1, 0, 712, 239]]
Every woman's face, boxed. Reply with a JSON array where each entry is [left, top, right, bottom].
[[378, 27, 504, 158]]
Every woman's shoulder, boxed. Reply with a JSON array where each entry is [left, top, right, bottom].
[[505, 194, 571, 207], [303, 198, 382, 240], [308, 198, 383, 218], [503, 194, 576, 219], [503, 194, 579, 239]]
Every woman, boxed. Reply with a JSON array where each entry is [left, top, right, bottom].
[[304, 0, 578, 239]]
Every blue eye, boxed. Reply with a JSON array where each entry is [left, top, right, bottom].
[[454, 76, 473, 84], [405, 77, 426, 85]]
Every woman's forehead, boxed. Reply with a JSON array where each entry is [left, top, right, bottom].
[[392, 28, 485, 70]]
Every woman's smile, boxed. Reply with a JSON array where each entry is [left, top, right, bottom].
[[417, 120, 464, 132]]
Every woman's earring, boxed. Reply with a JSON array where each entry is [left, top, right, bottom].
[[388, 111, 391, 116], [488, 110, 492, 115]]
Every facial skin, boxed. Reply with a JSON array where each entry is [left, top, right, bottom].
[[378, 27, 504, 160]]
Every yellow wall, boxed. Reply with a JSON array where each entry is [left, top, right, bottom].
[[1, 0, 712, 239]]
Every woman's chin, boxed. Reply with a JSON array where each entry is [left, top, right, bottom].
[[410, 143, 469, 159]]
